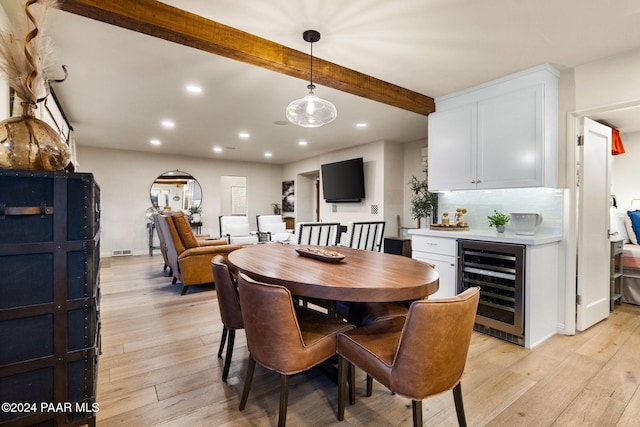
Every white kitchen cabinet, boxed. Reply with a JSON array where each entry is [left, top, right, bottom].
[[428, 64, 558, 191], [410, 228, 561, 348], [411, 234, 457, 299]]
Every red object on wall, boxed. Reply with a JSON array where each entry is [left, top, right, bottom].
[[612, 128, 626, 155]]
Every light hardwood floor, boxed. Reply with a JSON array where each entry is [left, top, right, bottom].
[[96, 255, 640, 426]]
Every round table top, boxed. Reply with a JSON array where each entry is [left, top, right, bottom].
[[228, 244, 439, 302]]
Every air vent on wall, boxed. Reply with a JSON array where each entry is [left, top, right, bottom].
[[371, 204, 379, 215], [112, 249, 133, 257]]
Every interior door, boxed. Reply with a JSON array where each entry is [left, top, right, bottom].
[[576, 118, 612, 331]]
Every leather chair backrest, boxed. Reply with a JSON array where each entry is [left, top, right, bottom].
[[296, 222, 341, 245], [164, 213, 187, 255], [152, 212, 169, 264], [390, 287, 480, 400], [171, 211, 199, 249], [211, 255, 244, 330], [237, 273, 313, 374], [155, 214, 182, 279], [348, 221, 386, 251]]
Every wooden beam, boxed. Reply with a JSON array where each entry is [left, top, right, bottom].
[[59, 0, 434, 115]]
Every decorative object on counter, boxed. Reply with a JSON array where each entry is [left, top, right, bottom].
[[510, 213, 543, 235], [409, 167, 438, 227], [0, 0, 70, 171], [441, 212, 450, 225], [430, 207, 470, 231], [488, 210, 510, 233]]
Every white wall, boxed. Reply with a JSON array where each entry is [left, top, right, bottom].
[[574, 49, 640, 110], [282, 140, 385, 222], [403, 139, 428, 229], [612, 131, 640, 212], [77, 146, 283, 256]]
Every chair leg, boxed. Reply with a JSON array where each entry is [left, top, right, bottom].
[[412, 400, 423, 427], [348, 362, 355, 405], [172, 276, 178, 284], [222, 330, 235, 381], [337, 356, 347, 421], [239, 356, 256, 411], [278, 374, 290, 427], [218, 327, 228, 358], [366, 374, 373, 397], [452, 383, 467, 427], [180, 285, 188, 295]]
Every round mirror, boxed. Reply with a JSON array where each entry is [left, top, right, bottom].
[[150, 170, 202, 215]]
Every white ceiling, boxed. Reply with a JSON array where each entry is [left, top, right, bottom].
[[2, 0, 640, 164]]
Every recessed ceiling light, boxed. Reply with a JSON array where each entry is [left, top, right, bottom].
[[264, 152, 272, 157], [213, 147, 223, 153], [298, 140, 308, 146], [150, 139, 161, 146], [161, 120, 175, 128], [356, 122, 368, 128], [239, 132, 250, 139], [186, 84, 203, 93]]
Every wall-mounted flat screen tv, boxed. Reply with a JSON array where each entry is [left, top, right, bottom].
[[321, 157, 365, 203]]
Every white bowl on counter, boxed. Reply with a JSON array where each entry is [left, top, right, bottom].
[[510, 213, 543, 235]]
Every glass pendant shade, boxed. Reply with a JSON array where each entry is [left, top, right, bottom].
[[286, 86, 337, 128], [286, 29, 337, 127]]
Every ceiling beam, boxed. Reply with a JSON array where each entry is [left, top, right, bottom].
[[59, 0, 434, 115]]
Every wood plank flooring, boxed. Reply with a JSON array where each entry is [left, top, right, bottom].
[[96, 255, 640, 426]]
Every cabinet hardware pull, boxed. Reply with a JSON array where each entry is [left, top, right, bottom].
[[0, 203, 53, 218]]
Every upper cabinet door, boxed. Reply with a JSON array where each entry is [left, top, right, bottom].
[[477, 83, 544, 189], [428, 104, 477, 191], [428, 64, 558, 192]]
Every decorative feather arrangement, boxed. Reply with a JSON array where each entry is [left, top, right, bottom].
[[0, 0, 59, 104]]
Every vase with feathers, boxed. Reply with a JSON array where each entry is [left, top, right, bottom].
[[0, 0, 70, 170]]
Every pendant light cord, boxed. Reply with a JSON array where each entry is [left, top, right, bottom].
[[308, 41, 314, 90]]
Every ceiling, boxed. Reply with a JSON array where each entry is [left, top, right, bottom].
[[2, 0, 640, 165]]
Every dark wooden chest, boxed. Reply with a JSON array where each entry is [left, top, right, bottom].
[[0, 169, 100, 426]]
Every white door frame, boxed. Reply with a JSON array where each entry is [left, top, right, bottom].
[[564, 99, 640, 335]]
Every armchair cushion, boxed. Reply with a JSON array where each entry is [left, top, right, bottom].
[[173, 211, 199, 249], [226, 223, 250, 237], [178, 244, 245, 286], [264, 222, 287, 234]]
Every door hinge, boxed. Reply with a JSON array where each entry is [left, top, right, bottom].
[[576, 294, 582, 305], [577, 135, 584, 146]]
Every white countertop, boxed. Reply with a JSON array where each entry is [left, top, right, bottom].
[[408, 228, 562, 245]]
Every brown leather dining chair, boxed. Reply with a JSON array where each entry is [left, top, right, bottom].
[[211, 255, 243, 381], [336, 287, 480, 426], [236, 273, 355, 427]]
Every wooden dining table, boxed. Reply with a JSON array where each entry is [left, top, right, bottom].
[[227, 244, 439, 303]]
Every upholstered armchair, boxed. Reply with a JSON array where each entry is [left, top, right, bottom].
[[219, 215, 259, 245], [158, 212, 244, 295], [256, 214, 292, 243]]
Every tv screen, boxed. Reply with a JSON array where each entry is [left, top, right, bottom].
[[321, 157, 365, 202]]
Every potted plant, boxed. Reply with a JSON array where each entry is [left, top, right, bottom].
[[271, 203, 282, 215], [409, 168, 437, 227], [188, 203, 202, 223], [488, 210, 510, 233]]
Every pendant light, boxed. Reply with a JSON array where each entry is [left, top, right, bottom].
[[286, 30, 337, 128]]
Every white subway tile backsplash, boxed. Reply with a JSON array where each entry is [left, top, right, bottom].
[[436, 188, 563, 234]]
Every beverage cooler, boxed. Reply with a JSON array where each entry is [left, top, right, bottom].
[[458, 239, 525, 346]]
